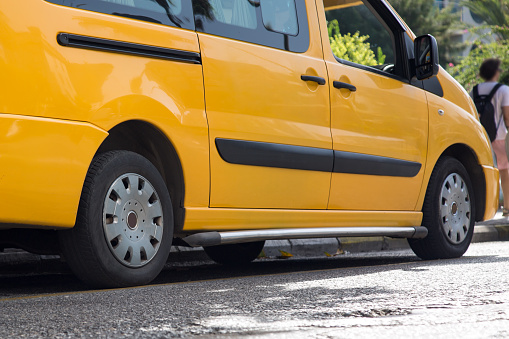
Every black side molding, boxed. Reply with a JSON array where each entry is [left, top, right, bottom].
[[215, 138, 421, 177], [215, 138, 333, 172], [57, 33, 201, 64], [333, 151, 421, 177]]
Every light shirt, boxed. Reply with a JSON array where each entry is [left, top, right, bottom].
[[471, 82, 509, 141]]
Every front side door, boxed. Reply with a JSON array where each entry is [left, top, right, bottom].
[[318, 0, 429, 211], [195, 0, 332, 209]]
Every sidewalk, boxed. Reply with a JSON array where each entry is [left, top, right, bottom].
[[2, 213, 509, 267]]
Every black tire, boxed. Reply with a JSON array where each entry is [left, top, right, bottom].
[[408, 156, 475, 260], [59, 151, 173, 288], [204, 241, 265, 265]]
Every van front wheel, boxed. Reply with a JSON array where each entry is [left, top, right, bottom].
[[59, 151, 174, 288], [408, 157, 475, 260]]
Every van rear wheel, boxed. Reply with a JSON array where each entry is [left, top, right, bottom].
[[204, 241, 265, 265], [408, 157, 475, 260], [59, 151, 173, 288]]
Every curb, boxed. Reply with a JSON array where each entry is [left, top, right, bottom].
[[2, 223, 509, 268], [167, 219, 509, 263]]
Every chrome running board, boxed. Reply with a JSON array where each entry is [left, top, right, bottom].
[[182, 226, 428, 247]]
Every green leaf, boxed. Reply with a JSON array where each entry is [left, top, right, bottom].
[[328, 20, 385, 67]]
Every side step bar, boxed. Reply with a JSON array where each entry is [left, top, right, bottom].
[[182, 226, 428, 247]]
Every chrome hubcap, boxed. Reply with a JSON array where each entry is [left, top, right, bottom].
[[440, 173, 471, 244], [103, 173, 163, 268]]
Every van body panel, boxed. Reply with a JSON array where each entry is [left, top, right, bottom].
[[88, 97, 210, 209], [483, 165, 500, 220], [325, 61, 429, 211], [438, 67, 481, 120], [0, 114, 107, 228], [200, 0, 333, 209], [317, 0, 429, 211], [0, 0, 498, 233], [183, 207, 422, 232], [414, 86, 497, 214], [0, 1, 210, 210], [0, 1, 202, 121]]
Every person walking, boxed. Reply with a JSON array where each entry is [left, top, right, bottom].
[[472, 59, 509, 216]]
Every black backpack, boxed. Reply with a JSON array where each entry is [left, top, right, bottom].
[[473, 83, 503, 142]]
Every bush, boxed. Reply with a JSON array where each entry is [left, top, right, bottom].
[[448, 27, 509, 91], [389, 0, 463, 67], [328, 20, 386, 66]]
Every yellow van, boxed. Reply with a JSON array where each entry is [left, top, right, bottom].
[[0, 0, 499, 287]]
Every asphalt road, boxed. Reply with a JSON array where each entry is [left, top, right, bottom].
[[1, 242, 509, 338]]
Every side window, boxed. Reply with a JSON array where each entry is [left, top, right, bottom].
[[193, 0, 309, 53], [203, 0, 258, 29], [261, 0, 299, 36], [45, 0, 195, 30], [323, 0, 397, 75]]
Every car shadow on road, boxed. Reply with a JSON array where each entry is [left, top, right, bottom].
[[1, 250, 509, 300]]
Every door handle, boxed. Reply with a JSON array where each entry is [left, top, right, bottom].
[[301, 75, 326, 85], [333, 81, 357, 92]]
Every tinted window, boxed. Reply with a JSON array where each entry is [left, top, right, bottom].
[[46, 0, 195, 30], [261, 0, 299, 36], [193, 0, 309, 53], [324, 0, 396, 74], [204, 0, 258, 29]]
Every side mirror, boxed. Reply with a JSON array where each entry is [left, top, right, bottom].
[[414, 34, 439, 80]]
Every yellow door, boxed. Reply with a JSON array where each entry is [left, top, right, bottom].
[[197, 0, 332, 209], [318, 0, 429, 211]]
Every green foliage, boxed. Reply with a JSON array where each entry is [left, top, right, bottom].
[[446, 0, 509, 91], [326, 5, 394, 64], [448, 36, 509, 91], [328, 20, 386, 66], [389, 0, 463, 66], [462, 0, 509, 39], [377, 47, 386, 65]]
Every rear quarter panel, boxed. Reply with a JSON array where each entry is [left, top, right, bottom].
[[0, 1, 209, 228]]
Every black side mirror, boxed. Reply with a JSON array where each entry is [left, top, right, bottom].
[[414, 34, 439, 80]]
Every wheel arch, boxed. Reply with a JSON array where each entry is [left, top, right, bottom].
[[96, 120, 186, 232], [437, 143, 486, 222]]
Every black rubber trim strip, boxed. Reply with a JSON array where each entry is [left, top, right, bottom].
[[375, 0, 407, 32], [215, 138, 333, 172], [216, 138, 421, 177], [333, 150, 421, 177], [57, 33, 201, 64]]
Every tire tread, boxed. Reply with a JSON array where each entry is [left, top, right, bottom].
[[59, 151, 173, 287], [60, 151, 123, 286], [408, 156, 475, 260]]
